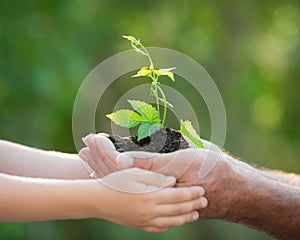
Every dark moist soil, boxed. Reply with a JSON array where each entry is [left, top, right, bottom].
[[108, 128, 189, 153]]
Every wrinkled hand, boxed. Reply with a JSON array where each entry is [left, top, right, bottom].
[[98, 167, 207, 232]]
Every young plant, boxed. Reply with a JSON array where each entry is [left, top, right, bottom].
[[123, 35, 174, 127], [106, 35, 205, 148]]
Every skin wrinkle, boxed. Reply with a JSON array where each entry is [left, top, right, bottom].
[[177, 156, 300, 239], [230, 169, 300, 239]]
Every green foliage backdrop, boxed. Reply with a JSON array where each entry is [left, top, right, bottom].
[[1, 0, 299, 239]]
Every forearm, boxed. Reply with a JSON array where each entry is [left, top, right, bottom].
[[227, 165, 300, 240], [0, 173, 100, 222], [194, 158, 300, 239], [259, 169, 300, 188], [0, 140, 89, 179]]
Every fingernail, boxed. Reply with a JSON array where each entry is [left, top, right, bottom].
[[166, 176, 176, 182], [89, 171, 96, 178], [82, 134, 95, 143], [117, 154, 134, 168], [198, 187, 205, 197], [82, 135, 90, 144], [199, 197, 208, 208], [97, 133, 109, 137], [191, 212, 199, 222]]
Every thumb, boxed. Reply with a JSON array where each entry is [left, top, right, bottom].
[[138, 172, 176, 188], [116, 151, 170, 171]]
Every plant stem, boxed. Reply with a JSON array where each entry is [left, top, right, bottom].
[[151, 76, 160, 118], [157, 85, 167, 127], [135, 40, 154, 68], [137, 41, 154, 68], [133, 37, 168, 127]]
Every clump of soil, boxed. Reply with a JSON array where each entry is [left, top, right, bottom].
[[108, 128, 189, 153]]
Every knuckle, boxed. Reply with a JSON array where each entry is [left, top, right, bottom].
[[151, 218, 166, 228], [193, 199, 202, 210], [173, 204, 184, 215], [143, 194, 155, 205], [191, 186, 205, 197], [173, 188, 187, 200], [170, 217, 185, 227]]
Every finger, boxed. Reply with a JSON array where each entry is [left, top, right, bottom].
[[90, 137, 111, 176], [132, 170, 176, 188], [117, 151, 177, 173], [82, 135, 102, 164], [84, 138, 109, 178], [141, 226, 169, 233], [83, 135, 117, 177], [100, 168, 176, 193], [156, 186, 205, 204], [127, 148, 217, 179], [201, 139, 222, 153], [150, 211, 199, 228], [94, 138, 120, 174], [156, 197, 207, 217], [116, 151, 158, 170], [96, 132, 109, 137], [78, 147, 103, 178], [82, 133, 96, 146], [94, 135, 120, 167], [78, 147, 94, 169], [78, 147, 95, 172], [116, 153, 134, 169], [78, 147, 89, 161]]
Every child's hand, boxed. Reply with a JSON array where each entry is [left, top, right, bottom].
[[95, 168, 207, 233], [79, 133, 120, 178]]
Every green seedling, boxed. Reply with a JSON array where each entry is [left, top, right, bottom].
[[106, 35, 205, 148]]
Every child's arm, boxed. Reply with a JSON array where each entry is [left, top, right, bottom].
[[0, 169, 207, 233], [0, 140, 93, 179]]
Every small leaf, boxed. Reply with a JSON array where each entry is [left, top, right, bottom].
[[122, 35, 138, 44], [180, 120, 205, 148], [106, 110, 143, 128], [132, 67, 153, 78], [127, 100, 160, 122], [137, 122, 161, 141], [153, 67, 176, 81]]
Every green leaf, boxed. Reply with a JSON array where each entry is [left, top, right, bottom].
[[132, 67, 153, 78], [137, 122, 161, 141], [133, 67, 176, 81], [127, 100, 160, 122], [153, 67, 176, 81], [106, 110, 143, 128], [106, 101, 162, 140], [180, 120, 205, 148], [122, 35, 138, 44]]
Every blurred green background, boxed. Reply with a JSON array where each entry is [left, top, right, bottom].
[[1, 0, 299, 239]]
